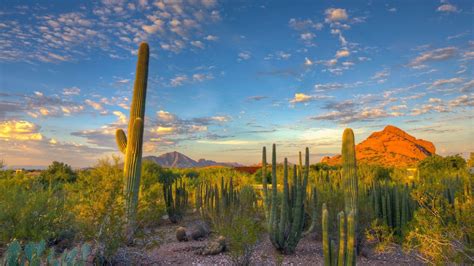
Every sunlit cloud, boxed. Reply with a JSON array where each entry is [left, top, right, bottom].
[[0, 120, 43, 141]]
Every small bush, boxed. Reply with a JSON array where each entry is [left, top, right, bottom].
[[0, 174, 72, 244], [365, 219, 395, 253]]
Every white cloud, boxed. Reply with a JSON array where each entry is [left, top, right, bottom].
[[238, 51, 251, 61], [325, 8, 348, 22], [437, 4, 458, 13], [192, 73, 214, 82], [289, 93, 329, 104], [335, 49, 350, 58], [449, 95, 474, 107], [85, 99, 103, 110], [408, 47, 457, 68], [191, 40, 205, 49], [157, 110, 176, 122], [289, 18, 323, 31], [428, 98, 442, 103], [429, 77, 464, 88], [170, 74, 188, 87], [304, 57, 313, 66], [391, 104, 407, 111], [62, 87, 81, 96], [205, 35, 218, 41], [152, 126, 176, 135], [300, 32, 315, 40], [112, 111, 127, 125], [0, 120, 43, 141]]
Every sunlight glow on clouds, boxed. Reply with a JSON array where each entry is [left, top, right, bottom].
[[0, 1, 473, 166], [0, 120, 43, 141]]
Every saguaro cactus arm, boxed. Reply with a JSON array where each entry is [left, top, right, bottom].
[[116, 129, 127, 154]]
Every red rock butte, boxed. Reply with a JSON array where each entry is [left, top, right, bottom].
[[321, 125, 436, 168]]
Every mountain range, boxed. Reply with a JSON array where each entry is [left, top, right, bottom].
[[143, 151, 242, 168], [321, 125, 436, 167]]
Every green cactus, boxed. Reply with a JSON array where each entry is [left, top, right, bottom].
[[2, 240, 91, 266], [263, 144, 310, 254], [322, 203, 331, 266], [164, 178, 188, 223], [342, 128, 357, 215], [115, 42, 149, 240], [337, 211, 346, 266], [346, 210, 356, 266], [342, 128, 357, 262], [303, 186, 318, 236]]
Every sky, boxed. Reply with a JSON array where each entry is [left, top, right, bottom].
[[0, 0, 473, 168]]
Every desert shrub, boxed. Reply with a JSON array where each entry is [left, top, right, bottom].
[[220, 216, 261, 265], [138, 161, 167, 228], [39, 161, 77, 188], [404, 171, 474, 264], [365, 219, 395, 253], [253, 167, 271, 184], [213, 185, 262, 265], [0, 173, 72, 245], [65, 157, 124, 261]]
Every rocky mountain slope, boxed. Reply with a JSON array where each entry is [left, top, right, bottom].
[[321, 125, 436, 167], [143, 151, 241, 168]]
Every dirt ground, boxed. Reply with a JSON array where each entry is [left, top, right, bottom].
[[117, 216, 424, 265]]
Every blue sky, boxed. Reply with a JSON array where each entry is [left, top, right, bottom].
[[0, 0, 473, 167]]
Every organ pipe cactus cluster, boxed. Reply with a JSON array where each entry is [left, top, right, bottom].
[[371, 182, 414, 236], [164, 178, 189, 223], [115, 43, 149, 240], [196, 176, 240, 222], [262, 144, 310, 254]]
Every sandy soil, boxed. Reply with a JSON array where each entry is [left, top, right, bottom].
[[116, 216, 424, 265]]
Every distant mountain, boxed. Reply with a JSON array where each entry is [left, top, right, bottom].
[[321, 125, 436, 167], [143, 151, 242, 168]]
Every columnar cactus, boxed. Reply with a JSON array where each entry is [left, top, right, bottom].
[[115, 42, 149, 240], [342, 128, 357, 264], [346, 210, 356, 266], [322, 203, 331, 266], [164, 178, 188, 223], [263, 144, 310, 254], [342, 128, 357, 215], [337, 211, 346, 266]]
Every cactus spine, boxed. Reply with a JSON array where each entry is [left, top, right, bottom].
[[115, 43, 149, 241], [263, 144, 310, 254]]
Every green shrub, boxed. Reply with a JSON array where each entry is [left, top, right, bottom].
[[0, 175, 72, 244], [65, 157, 124, 261]]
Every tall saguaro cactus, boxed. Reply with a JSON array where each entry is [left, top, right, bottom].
[[342, 128, 357, 265], [115, 42, 149, 241], [342, 128, 357, 215], [324, 128, 358, 266]]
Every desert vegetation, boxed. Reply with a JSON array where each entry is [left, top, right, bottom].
[[1, 43, 473, 265]]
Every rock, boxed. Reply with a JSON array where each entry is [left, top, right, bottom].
[[190, 222, 210, 240], [202, 236, 226, 255], [322, 125, 436, 167], [176, 227, 188, 242]]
